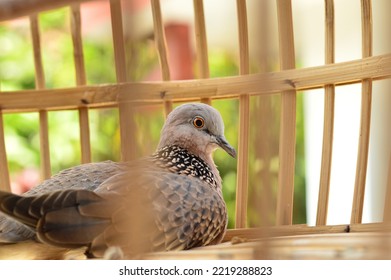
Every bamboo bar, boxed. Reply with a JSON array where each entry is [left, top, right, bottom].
[[0, 0, 95, 22], [109, 0, 136, 162], [223, 222, 391, 242], [38, 111, 51, 178], [1, 0, 391, 260], [234, 0, 250, 229], [316, 0, 335, 226], [30, 15, 45, 90], [0, 54, 389, 113], [71, 4, 91, 164], [276, 0, 297, 226], [351, 0, 373, 224], [193, 0, 211, 105], [78, 107, 91, 162], [38, 121, 50, 179], [110, 0, 127, 83], [0, 112, 11, 192], [30, 15, 51, 180], [151, 0, 172, 116], [71, 5, 86, 86], [384, 155, 391, 222], [146, 231, 391, 260], [151, 0, 170, 81]]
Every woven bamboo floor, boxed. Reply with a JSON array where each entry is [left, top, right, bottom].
[[1, 231, 390, 260]]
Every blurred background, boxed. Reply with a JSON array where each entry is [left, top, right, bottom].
[[0, 0, 390, 229]]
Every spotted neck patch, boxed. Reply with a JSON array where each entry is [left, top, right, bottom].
[[152, 145, 217, 189]]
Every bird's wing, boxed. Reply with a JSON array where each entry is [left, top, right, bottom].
[[0, 189, 114, 247], [0, 161, 125, 243], [26, 161, 125, 195], [0, 215, 35, 242], [90, 171, 227, 256], [0, 170, 227, 258]]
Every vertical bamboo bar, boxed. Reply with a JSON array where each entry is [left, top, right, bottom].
[[110, 0, 127, 83], [0, 112, 11, 192], [30, 15, 45, 90], [30, 14, 51, 180], [235, 0, 250, 228], [151, 0, 170, 81], [383, 154, 391, 222], [110, 0, 136, 162], [71, 4, 91, 164], [316, 0, 335, 226], [276, 0, 296, 226], [351, 0, 373, 224], [78, 108, 91, 162], [254, 0, 274, 231], [236, 0, 250, 75], [38, 111, 50, 176], [151, 0, 172, 117], [193, 0, 211, 105]]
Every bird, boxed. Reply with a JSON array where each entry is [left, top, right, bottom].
[[0, 103, 236, 258]]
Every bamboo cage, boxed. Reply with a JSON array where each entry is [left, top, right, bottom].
[[0, 0, 391, 259]]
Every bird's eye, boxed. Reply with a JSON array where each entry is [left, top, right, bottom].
[[192, 116, 205, 128]]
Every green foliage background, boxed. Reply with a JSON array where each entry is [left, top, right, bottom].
[[0, 7, 306, 228]]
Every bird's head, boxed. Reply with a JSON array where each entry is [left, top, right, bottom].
[[158, 103, 236, 161]]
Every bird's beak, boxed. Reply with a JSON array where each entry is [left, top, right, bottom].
[[216, 136, 236, 158]]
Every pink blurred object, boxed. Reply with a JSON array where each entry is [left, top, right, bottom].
[[145, 24, 194, 81], [11, 168, 40, 195]]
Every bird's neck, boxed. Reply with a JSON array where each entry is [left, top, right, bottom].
[[152, 145, 221, 190]]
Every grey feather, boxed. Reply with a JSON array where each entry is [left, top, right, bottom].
[[0, 103, 235, 258]]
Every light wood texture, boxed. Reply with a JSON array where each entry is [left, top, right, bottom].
[[71, 5, 86, 86], [384, 154, 391, 222], [193, 0, 211, 105], [0, 0, 391, 261], [151, 0, 170, 81], [316, 0, 335, 226], [109, 0, 136, 162], [0, 112, 11, 192], [276, 0, 296, 226], [236, 0, 249, 74], [351, 0, 373, 224], [193, 0, 209, 78], [144, 242, 258, 260], [383, 155, 391, 223], [38, 115, 51, 180], [0, 54, 389, 113], [30, 15, 45, 89], [151, 0, 172, 117], [223, 222, 391, 241], [2, 230, 389, 260], [117, 54, 390, 101], [236, 95, 250, 228], [118, 102, 137, 161], [78, 107, 91, 163], [110, 0, 127, 84], [146, 231, 391, 260], [30, 15, 52, 180], [38, 111, 51, 179], [71, 4, 91, 164], [0, 241, 87, 260], [0, 0, 95, 22], [234, 0, 250, 229], [163, 101, 173, 118]]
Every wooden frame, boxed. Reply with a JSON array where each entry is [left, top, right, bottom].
[[0, 0, 390, 259]]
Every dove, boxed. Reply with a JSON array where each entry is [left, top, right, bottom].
[[0, 103, 236, 258]]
